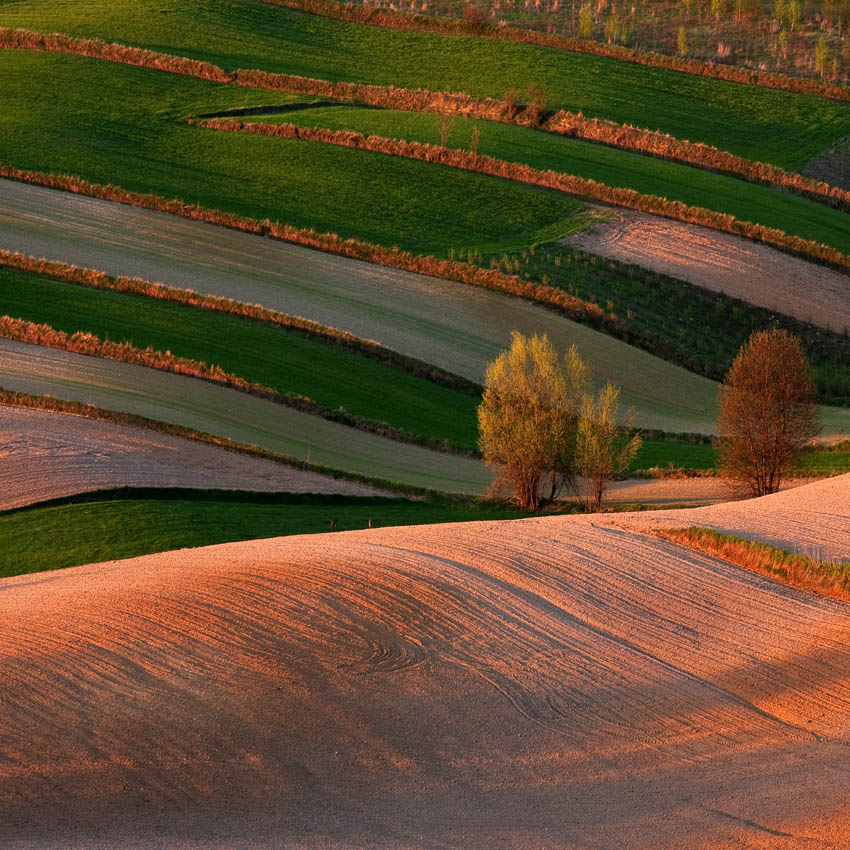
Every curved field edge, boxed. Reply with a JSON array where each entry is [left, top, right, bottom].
[[0, 264, 483, 454], [3, 491, 850, 846], [3, 27, 850, 213], [0, 342, 493, 493], [0, 488, 527, 579], [659, 526, 850, 604], [195, 117, 850, 275], [0, 404, 391, 511], [2, 3, 849, 169], [263, 0, 850, 103]]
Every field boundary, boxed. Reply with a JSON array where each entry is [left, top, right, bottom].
[[195, 118, 850, 275], [3, 27, 849, 211], [262, 0, 850, 103], [0, 388, 435, 497], [0, 315, 474, 455], [659, 526, 850, 602], [0, 250, 480, 395]]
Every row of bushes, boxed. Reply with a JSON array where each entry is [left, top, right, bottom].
[[197, 118, 850, 274], [262, 0, 850, 103], [0, 161, 610, 325], [0, 314, 471, 454], [0, 388, 429, 497], [0, 249, 480, 395], [3, 26, 846, 210]]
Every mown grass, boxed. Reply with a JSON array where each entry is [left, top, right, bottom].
[[0, 489, 529, 578], [660, 526, 850, 602], [2, 0, 849, 166], [0, 51, 579, 258], [0, 266, 483, 450], [485, 243, 850, 404], [238, 103, 850, 256]]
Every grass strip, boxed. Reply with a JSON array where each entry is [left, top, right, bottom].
[[196, 118, 850, 273], [0, 488, 529, 578], [3, 26, 848, 212], [0, 250, 478, 395], [0, 388, 438, 497], [0, 311, 479, 454], [659, 526, 850, 603], [263, 0, 850, 104]]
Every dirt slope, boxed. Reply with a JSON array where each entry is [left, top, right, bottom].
[[2, 478, 849, 848], [565, 208, 850, 332], [0, 405, 386, 509]]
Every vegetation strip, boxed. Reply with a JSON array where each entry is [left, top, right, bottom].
[[0, 250, 478, 395], [0, 389, 435, 497], [659, 526, 850, 603], [0, 315, 475, 455], [263, 0, 850, 104], [2, 27, 848, 212], [0, 162, 608, 323], [196, 118, 850, 275]]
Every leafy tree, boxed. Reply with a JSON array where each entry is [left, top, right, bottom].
[[677, 26, 688, 57], [478, 332, 589, 510], [579, 3, 594, 38], [576, 384, 641, 511], [715, 329, 819, 496], [438, 112, 455, 147]]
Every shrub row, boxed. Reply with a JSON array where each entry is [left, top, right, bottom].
[[0, 315, 472, 455], [0, 388, 430, 497], [0, 249, 480, 395], [0, 160, 610, 325], [2, 27, 846, 210], [263, 0, 850, 103], [197, 119, 850, 274]]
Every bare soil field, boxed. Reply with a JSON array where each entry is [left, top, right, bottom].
[[565, 208, 850, 333], [0, 405, 386, 509], [2, 476, 849, 848], [616, 472, 850, 563], [0, 179, 723, 433]]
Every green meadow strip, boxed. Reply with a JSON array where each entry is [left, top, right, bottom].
[[197, 118, 850, 274], [264, 0, 850, 103], [0, 388, 436, 497], [1, 26, 847, 211], [0, 250, 479, 396], [0, 315, 475, 454]]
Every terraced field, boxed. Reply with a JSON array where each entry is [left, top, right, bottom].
[[2, 477, 849, 848], [2, 0, 850, 165]]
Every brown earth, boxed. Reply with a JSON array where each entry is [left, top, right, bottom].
[[801, 135, 850, 192], [0, 405, 387, 509], [2, 475, 849, 848], [565, 209, 850, 332]]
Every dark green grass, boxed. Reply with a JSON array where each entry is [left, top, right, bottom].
[[0, 51, 578, 257], [2, 0, 849, 166], [485, 243, 850, 404], [0, 489, 529, 578], [0, 266, 483, 450], [632, 438, 715, 471], [239, 103, 850, 257]]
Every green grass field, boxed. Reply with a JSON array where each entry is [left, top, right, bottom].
[[0, 51, 580, 258], [0, 489, 528, 578], [0, 266, 482, 451], [1, 0, 848, 166], [235, 102, 850, 256]]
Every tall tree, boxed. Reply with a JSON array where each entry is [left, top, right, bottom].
[[715, 329, 819, 496], [478, 332, 588, 510]]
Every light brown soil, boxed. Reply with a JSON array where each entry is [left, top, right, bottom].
[[2, 475, 849, 848], [0, 405, 387, 508], [565, 208, 850, 332]]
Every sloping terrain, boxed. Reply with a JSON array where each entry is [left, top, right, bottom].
[[618, 472, 850, 563], [566, 209, 850, 333], [0, 338, 491, 493], [2, 477, 849, 848], [0, 405, 385, 510]]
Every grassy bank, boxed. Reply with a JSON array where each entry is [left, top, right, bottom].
[[0, 489, 529, 578], [1, 0, 849, 166]]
